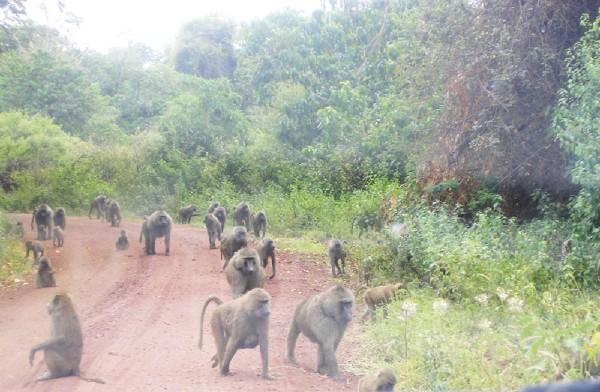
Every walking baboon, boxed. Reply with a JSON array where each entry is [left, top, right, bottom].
[[208, 202, 220, 214], [220, 226, 248, 270], [234, 202, 251, 231], [252, 211, 267, 238], [116, 230, 129, 250], [225, 247, 265, 298], [52, 227, 64, 247], [31, 204, 53, 241], [358, 368, 397, 392], [53, 207, 66, 231], [25, 240, 44, 262], [561, 239, 572, 259], [140, 210, 172, 255], [287, 285, 355, 381], [214, 206, 227, 231], [198, 288, 272, 379], [257, 238, 276, 279], [361, 283, 404, 323], [328, 239, 347, 277], [36, 257, 56, 288], [178, 204, 197, 224], [107, 200, 122, 227], [203, 213, 222, 249], [28, 292, 104, 384], [88, 195, 107, 220]]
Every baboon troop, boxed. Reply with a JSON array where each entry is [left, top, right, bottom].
[[203, 213, 222, 249], [178, 204, 197, 224], [31, 204, 54, 241], [251, 211, 267, 238], [207, 202, 220, 214], [53, 207, 66, 231], [106, 200, 122, 227], [198, 288, 272, 379], [220, 226, 248, 269], [88, 195, 108, 220], [361, 283, 404, 323], [225, 247, 266, 298], [358, 368, 397, 392], [116, 230, 129, 250], [29, 292, 104, 384], [52, 227, 64, 247], [234, 202, 251, 231], [36, 257, 56, 288], [257, 238, 276, 279], [140, 210, 172, 255], [214, 206, 227, 231], [25, 240, 44, 262], [328, 239, 347, 277]]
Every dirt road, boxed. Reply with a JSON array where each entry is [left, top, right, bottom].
[[0, 215, 358, 391]]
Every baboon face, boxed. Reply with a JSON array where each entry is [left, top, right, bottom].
[[254, 297, 271, 319], [203, 214, 211, 225], [38, 205, 51, 219], [240, 257, 257, 274], [265, 239, 274, 251], [156, 214, 170, 228], [47, 292, 70, 315], [120, 230, 126, 236], [339, 299, 353, 323], [233, 227, 247, 245]]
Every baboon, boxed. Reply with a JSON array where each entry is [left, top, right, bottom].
[[140, 210, 172, 255], [106, 200, 122, 227], [214, 206, 227, 231], [28, 292, 104, 384], [234, 202, 251, 231], [251, 211, 267, 238], [36, 257, 56, 288], [198, 288, 272, 379], [116, 230, 129, 250], [31, 204, 54, 241], [358, 368, 397, 392], [225, 247, 265, 298], [287, 285, 355, 381], [88, 195, 107, 220], [203, 213, 222, 249], [361, 283, 404, 323], [521, 381, 600, 392], [25, 240, 44, 262], [52, 227, 64, 247], [561, 239, 572, 259], [257, 238, 276, 279], [53, 207, 66, 231], [328, 239, 347, 277], [208, 202, 220, 214], [178, 204, 197, 224], [220, 226, 248, 270]]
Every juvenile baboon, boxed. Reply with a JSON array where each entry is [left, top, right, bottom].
[[28, 292, 104, 384], [203, 213, 222, 249], [287, 285, 355, 381], [178, 204, 197, 224], [52, 227, 64, 247], [208, 202, 220, 214], [115, 230, 129, 250], [25, 240, 44, 262], [220, 226, 248, 270], [88, 195, 107, 220], [257, 238, 276, 279], [225, 247, 266, 298], [234, 202, 251, 231], [328, 239, 347, 277], [31, 204, 54, 241], [251, 211, 267, 238], [53, 207, 66, 231], [361, 283, 404, 323], [214, 206, 227, 231], [561, 239, 572, 259], [140, 210, 172, 255], [106, 200, 122, 227], [36, 257, 56, 288], [358, 368, 397, 392], [198, 288, 272, 379]]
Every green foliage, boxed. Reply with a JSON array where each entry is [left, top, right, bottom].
[[0, 211, 28, 285]]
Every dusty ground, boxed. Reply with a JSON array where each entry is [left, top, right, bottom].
[[0, 215, 358, 391]]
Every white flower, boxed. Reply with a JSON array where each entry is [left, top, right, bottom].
[[477, 319, 492, 330], [507, 297, 523, 313], [496, 287, 508, 302], [432, 299, 449, 314], [474, 293, 489, 305]]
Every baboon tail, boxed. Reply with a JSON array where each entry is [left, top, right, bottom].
[[199, 295, 224, 349]]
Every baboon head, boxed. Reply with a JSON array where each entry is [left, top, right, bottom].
[[203, 214, 212, 225], [156, 211, 171, 228], [246, 288, 271, 319], [232, 226, 248, 247], [120, 230, 127, 237], [47, 292, 73, 315], [233, 247, 259, 275], [322, 285, 354, 324], [37, 204, 51, 218], [263, 238, 274, 251]]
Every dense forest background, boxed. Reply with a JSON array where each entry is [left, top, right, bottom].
[[5, 0, 600, 389]]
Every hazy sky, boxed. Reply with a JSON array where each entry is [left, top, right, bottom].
[[27, 0, 322, 52]]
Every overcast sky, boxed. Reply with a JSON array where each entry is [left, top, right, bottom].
[[27, 0, 322, 52]]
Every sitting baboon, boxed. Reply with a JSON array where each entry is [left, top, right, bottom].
[[203, 213, 222, 249], [287, 285, 355, 381], [214, 206, 227, 231], [140, 210, 172, 255], [251, 211, 267, 238], [220, 226, 248, 270], [53, 207, 66, 231], [358, 368, 397, 392], [115, 230, 129, 250], [88, 195, 108, 220], [178, 204, 197, 224], [361, 283, 404, 323], [234, 202, 251, 231], [36, 257, 56, 288], [561, 239, 572, 259], [29, 292, 104, 384], [198, 288, 272, 379], [107, 200, 122, 227], [328, 239, 347, 277], [225, 247, 266, 298], [31, 204, 54, 241], [257, 238, 276, 279], [52, 227, 64, 247], [25, 240, 44, 263], [208, 202, 220, 214]]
